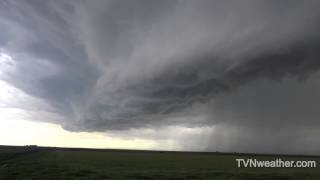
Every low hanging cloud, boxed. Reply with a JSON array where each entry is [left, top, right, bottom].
[[1, 0, 320, 154]]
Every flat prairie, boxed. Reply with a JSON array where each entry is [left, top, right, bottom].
[[0, 145, 319, 180]]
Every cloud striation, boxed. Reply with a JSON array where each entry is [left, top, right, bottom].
[[1, 0, 320, 154]]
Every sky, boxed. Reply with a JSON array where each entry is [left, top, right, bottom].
[[1, 0, 320, 154]]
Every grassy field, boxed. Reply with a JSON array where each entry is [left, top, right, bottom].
[[0, 146, 319, 179]]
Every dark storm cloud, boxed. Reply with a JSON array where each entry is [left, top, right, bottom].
[[0, 0, 99, 113], [75, 37, 320, 131], [2, 0, 320, 153]]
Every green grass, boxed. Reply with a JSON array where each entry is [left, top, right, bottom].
[[0, 146, 319, 179]]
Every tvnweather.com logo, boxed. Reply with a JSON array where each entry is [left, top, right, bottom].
[[236, 158, 317, 168]]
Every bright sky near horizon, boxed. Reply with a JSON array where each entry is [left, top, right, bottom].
[[0, 118, 157, 150]]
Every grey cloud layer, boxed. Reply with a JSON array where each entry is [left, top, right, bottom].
[[1, 0, 320, 153]]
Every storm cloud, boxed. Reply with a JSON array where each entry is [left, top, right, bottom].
[[1, 0, 320, 154]]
